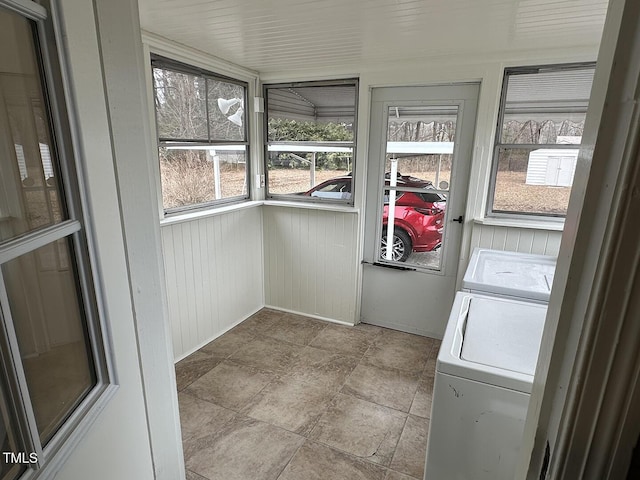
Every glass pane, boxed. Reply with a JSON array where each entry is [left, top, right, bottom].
[[0, 380, 27, 480], [3, 238, 96, 444], [159, 146, 248, 210], [379, 188, 445, 269], [493, 147, 574, 216], [266, 82, 357, 198], [501, 66, 594, 144], [0, 9, 67, 243], [267, 150, 352, 196], [207, 79, 245, 141], [267, 84, 356, 142], [383, 156, 452, 192], [385, 105, 456, 191], [153, 67, 208, 141], [378, 105, 457, 270], [501, 113, 586, 145]]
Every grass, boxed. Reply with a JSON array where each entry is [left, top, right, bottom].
[[160, 159, 246, 209], [494, 171, 570, 215], [160, 159, 570, 215]]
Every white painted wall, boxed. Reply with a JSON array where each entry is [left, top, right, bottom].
[[162, 205, 264, 360], [140, 31, 597, 352], [263, 205, 359, 324], [259, 48, 596, 329], [52, 0, 157, 478], [469, 223, 563, 257], [139, 29, 597, 362], [142, 34, 265, 362]]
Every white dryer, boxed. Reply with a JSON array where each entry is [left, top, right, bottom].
[[424, 291, 547, 480], [463, 248, 556, 303]]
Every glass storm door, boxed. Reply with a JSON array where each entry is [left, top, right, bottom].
[[361, 84, 479, 335]]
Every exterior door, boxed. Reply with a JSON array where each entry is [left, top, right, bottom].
[[361, 84, 479, 336]]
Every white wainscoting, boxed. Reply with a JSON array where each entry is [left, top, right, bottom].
[[161, 206, 264, 360], [263, 205, 359, 324], [469, 223, 563, 256]]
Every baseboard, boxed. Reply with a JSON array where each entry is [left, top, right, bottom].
[[264, 305, 355, 327], [173, 304, 264, 363]]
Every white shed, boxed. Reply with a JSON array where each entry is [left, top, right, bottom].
[[525, 148, 579, 187]]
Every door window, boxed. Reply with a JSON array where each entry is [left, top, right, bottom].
[[376, 105, 457, 271]]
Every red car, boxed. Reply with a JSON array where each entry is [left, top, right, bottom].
[[304, 174, 446, 262]]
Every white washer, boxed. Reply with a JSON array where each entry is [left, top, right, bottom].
[[463, 248, 556, 303], [424, 291, 547, 480]]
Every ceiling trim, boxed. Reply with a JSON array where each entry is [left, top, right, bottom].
[[141, 30, 258, 82]]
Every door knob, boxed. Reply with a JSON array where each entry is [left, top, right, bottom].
[[452, 215, 464, 223]]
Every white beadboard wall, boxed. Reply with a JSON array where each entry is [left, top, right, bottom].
[[161, 206, 264, 360], [263, 205, 359, 324], [469, 223, 563, 256]]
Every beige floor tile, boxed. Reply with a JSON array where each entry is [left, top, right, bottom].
[[175, 351, 224, 391], [390, 415, 429, 479], [353, 322, 386, 336], [278, 441, 387, 480], [385, 470, 418, 480], [255, 308, 289, 320], [285, 346, 359, 391], [375, 328, 435, 347], [177, 309, 437, 480], [184, 415, 304, 480], [230, 309, 283, 336], [185, 360, 275, 410], [243, 378, 336, 435], [199, 329, 255, 358], [229, 337, 304, 373], [309, 324, 375, 357], [424, 339, 441, 374], [309, 393, 406, 466], [409, 375, 434, 418], [363, 340, 431, 374], [263, 314, 327, 346], [186, 469, 208, 480], [178, 392, 236, 442], [341, 363, 420, 413]]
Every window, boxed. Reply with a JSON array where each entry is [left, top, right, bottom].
[[151, 56, 249, 213], [488, 64, 596, 217], [264, 80, 358, 202], [0, 2, 110, 479]]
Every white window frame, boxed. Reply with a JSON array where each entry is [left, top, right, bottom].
[[0, 1, 116, 479], [486, 63, 596, 220], [263, 79, 359, 205], [150, 54, 251, 215]]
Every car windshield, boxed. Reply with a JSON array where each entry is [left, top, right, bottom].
[[416, 192, 446, 203]]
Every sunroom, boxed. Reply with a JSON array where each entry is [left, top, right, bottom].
[[1, 0, 639, 479]]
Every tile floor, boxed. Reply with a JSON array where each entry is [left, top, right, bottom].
[[175, 308, 440, 480]]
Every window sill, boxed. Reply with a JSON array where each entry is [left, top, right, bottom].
[[160, 200, 263, 227], [474, 216, 564, 232], [264, 200, 359, 214]]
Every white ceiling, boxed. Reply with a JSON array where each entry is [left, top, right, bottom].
[[138, 0, 609, 74]]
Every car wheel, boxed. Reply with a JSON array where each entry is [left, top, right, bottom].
[[381, 228, 412, 262]]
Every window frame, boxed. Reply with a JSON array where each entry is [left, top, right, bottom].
[[486, 62, 596, 220], [150, 54, 251, 214], [263, 79, 358, 205], [0, 1, 116, 479]]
